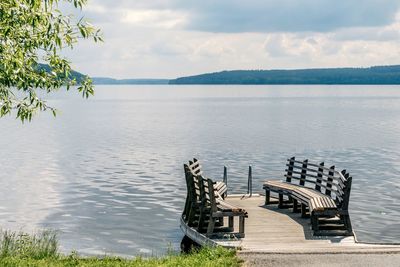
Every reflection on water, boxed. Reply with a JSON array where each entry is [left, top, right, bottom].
[[0, 85, 399, 256]]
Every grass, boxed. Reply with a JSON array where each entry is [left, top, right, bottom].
[[0, 231, 241, 267], [0, 230, 58, 259]]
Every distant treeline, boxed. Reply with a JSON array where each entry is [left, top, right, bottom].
[[92, 77, 169, 85], [169, 65, 400, 84], [36, 65, 170, 85]]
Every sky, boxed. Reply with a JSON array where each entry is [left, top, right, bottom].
[[63, 0, 400, 79]]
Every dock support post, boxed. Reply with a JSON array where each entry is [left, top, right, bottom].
[[180, 235, 200, 253]]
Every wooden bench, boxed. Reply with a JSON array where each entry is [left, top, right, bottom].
[[182, 159, 227, 227], [183, 160, 228, 228], [183, 160, 247, 238], [263, 157, 353, 236]]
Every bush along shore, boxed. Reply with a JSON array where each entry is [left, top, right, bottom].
[[0, 230, 241, 267]]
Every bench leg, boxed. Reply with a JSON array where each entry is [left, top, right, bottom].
[[301, 203, 308, 218], [207, 217, 216, 236], [292, 199, 299, 213], [342, 214, 353, 235], [311, 214, 319, 231], [265, 190, 270, 205], [239, 216, 245, 237], [229, 216, 234, 229], [278, 194, 284, 208]]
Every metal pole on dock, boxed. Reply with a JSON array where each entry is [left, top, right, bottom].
[[248, 165, 252, 197], [223, 166, 228, 197]]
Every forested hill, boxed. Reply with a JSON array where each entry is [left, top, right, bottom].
[[37, 65, 170, 85], [37, 63, 87, 83], [169, 65, 400, 84]]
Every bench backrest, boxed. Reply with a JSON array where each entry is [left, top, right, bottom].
[[184, 163, 200, 205], [188, 158, 203, 176], [285, 157, 352, 210], [186, 160, 218, 209], [185, 160, 218, 213]]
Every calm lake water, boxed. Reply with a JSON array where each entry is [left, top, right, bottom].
[[0, 85, 399, 256]]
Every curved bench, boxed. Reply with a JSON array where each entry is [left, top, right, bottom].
[[263, 157, 353, 236]]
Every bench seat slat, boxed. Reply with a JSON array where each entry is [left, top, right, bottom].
[[286, 174, 346, 196], [216, 199, 244, 210], [212, 210, 247, 217], [264, 180, 299, 190], [297, 188, 336, 204], [264, 181, 338, 211]]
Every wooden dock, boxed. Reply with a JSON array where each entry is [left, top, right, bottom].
[[181, 194, 400, 254], [181, 158, 400, 254]]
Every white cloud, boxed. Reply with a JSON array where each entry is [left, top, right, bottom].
[[120, 9, 187, 29], [61, 1, 400, 78], [85, 4, 107, 14]]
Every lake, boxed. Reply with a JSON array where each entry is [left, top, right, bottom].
[[0, 85, 399, 256]]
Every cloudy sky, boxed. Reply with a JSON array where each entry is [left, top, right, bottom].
[[64, 0, 400, 79]]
